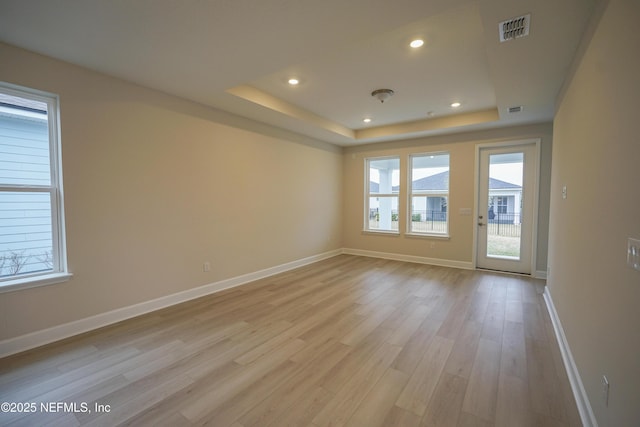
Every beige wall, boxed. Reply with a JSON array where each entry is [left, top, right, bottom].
[[343, 123, 553, 273], [0, 43, 343, 341], [0, 42, 555, 349], [548, 0, 640, 425]]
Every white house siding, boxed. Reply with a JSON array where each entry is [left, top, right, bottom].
[[488, 190, 521, 224], [0, 112, 53, 277]]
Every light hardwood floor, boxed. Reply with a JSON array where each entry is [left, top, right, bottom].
[[0, 255, 581, 426]]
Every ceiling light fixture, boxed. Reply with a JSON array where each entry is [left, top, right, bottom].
[[363, 118, 372, 123], [371, 89, 394, 103], [450, 102, 461, 108], [410, 39, 424, 48], [288, 78, 299, 86]]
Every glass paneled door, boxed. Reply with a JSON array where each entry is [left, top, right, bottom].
[[476, 143, 537, 274]]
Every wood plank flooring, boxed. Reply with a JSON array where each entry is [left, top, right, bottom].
[[0, 255, 582, 426]]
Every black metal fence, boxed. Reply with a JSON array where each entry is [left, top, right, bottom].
[[488, 212, 521, 237], [369, 209, 519, 237], [411, 210, 447, 233]]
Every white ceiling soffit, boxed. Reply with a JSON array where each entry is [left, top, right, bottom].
[[0, 0, 596, 146]]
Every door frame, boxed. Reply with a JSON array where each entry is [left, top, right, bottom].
[[472, 138, 541, 275]]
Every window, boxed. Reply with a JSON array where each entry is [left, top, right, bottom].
[[0, 83, 69, 290], [365, 157, 399, 232], [496, 196, 508, 214], [408, 153, 450, 235]]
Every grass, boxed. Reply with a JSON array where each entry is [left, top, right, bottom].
[[368, 219, 521, 258], [487, 234, 520, 257]]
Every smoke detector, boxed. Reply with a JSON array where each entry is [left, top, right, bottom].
[[371, 89, 394, 103], [499, 14, 530, 42]]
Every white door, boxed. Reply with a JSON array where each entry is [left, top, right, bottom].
[[476, 143, 537, 274]]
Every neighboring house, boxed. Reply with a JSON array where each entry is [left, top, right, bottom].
[[487, 176, 522, 224], [369, 171, 521, 223], [407, 171, 449, 221]]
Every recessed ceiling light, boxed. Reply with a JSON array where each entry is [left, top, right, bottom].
[[410, 39, 424, 48], [288, 78, 299, 86], [450, 102, 461, 108], [363, 118, 372, 123]]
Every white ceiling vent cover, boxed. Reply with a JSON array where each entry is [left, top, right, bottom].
[[508, 106, 523, 113], [499, 14, 530, 42]]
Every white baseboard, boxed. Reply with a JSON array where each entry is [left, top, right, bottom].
[[0, 249, 342, 359], [342, 248, 474, 270], [543, 287, 598, 427]]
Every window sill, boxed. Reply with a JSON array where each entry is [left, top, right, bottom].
[[405, 232, 450, 240], [0, 272, 73, 294], [362, 230, 401, 237]]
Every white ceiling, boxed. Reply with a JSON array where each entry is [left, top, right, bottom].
[[0, 0, 596, 146]]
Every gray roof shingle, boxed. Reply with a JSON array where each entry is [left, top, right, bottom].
[[369, 171, 520, 192]]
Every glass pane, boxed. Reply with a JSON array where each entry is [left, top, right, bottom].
[[487, 153, 523, 259], [410, 153, 449, 234], [410, 196, 447, 233], [368, 196, 398, 231], [0, 93, 51, 186], [369, 158, 399, 195], [411, 153, 449, 192], [0, 191, 53, 278]]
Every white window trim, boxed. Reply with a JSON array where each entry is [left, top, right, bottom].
[[407, 152, 450, 237], [0, 82, 70, 292], [0, 272, 73, 294], [364, 156, 400, 234], [404, 232, 451, 240]]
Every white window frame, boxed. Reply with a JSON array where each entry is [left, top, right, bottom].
[[496, 196, 508, 214], [364, 156, 400, 234], [407, 152, 450, 237], [0, 82, 71, 293]]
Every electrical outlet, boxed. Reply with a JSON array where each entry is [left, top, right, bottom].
[[203, 262, 211, 272], [628, 238, 640, 271], [602, 375, 609, 407]]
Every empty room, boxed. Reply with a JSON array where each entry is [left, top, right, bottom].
[[0, 0, 638, 426]]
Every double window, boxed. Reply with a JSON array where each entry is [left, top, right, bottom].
[[365, 153, 450, 236], [495, 196, 508, 214], [0, 83, 68, 290]]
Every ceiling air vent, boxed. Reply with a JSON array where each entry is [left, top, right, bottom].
[[508, 106, 523, 114], [499, 14, 530, 42]]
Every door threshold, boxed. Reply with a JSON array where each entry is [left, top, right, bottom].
[[475, 267, 531, 277]]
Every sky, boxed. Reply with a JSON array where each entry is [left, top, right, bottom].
[[490, 163, 523, 186]]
